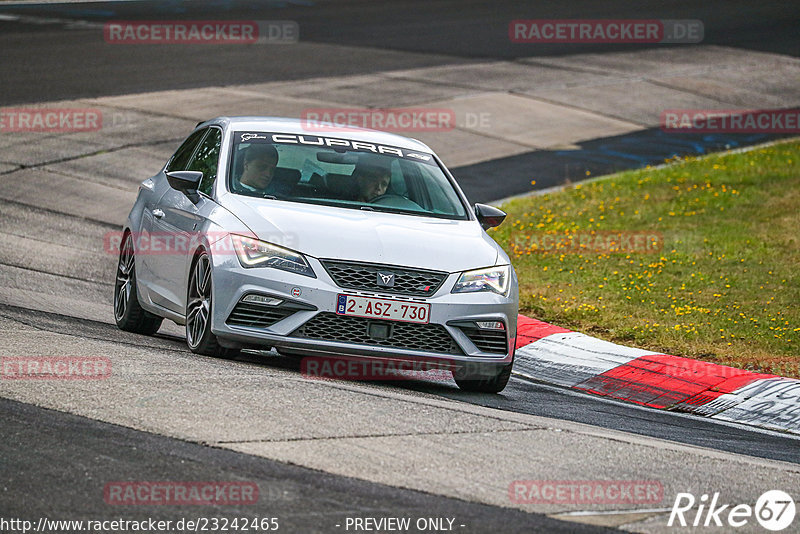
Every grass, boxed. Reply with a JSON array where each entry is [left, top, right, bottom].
[[490, 139, 800, 378]]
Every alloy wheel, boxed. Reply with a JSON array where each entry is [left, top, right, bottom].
[[114, 235, 135, 322], [186, 253, 212, 348]]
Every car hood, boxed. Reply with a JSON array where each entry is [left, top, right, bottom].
[[221, 195, 502, 272]]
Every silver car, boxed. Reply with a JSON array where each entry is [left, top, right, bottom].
[[114, 117, 518, 392]]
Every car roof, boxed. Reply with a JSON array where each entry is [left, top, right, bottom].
[[198, 116, 435, 154]]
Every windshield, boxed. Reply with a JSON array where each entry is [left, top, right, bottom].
[[228, 132, 468, 219]]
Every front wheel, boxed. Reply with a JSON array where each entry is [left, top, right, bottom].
[[185, 251, 238, 358], [114, 232, 163, 335]]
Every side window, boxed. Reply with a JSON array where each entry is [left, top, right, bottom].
[[165, 128, 207, 172], [187, 128, 222, 196]]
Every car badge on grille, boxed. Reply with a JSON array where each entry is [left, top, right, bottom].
[[377, 271, 395, 287]]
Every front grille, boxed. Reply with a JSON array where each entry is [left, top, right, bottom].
[[292, 312, 462, 354], [226, 302, 296, 328], [459, 327, 508, 354], [321, 260, 447, 297]]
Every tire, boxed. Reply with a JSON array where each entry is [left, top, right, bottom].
[[453, 356, 514, 393], [114, 232, 163, 335], [185, 251, 239, 358]]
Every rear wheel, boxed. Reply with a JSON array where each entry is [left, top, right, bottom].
[[114, 232, 163, 335], [186, 251, 239, 358]]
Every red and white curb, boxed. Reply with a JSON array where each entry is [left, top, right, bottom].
[[513, 315, 800, 435]]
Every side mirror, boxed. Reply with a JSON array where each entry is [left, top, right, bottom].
[[166, 171, 202, 202], [474, 203, 506, 230]]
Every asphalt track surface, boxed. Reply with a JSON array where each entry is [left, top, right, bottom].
[[1, 397, 604, 533], [0, 0, 798, 105], [1, 302, 798, 532], [3, 303, 799, 465], [1, 1, 800, 532]]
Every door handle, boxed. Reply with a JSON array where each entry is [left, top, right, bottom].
[[152, 209, 165, 219]]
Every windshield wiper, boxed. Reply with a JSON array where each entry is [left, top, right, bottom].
[[356, 204, 450, 219], [260, 194, 278, 200]]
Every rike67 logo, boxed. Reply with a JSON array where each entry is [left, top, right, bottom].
[[668, 490, 795, 531]]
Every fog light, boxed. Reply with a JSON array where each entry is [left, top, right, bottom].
[[476, 321, 505, 330], [242, 294, 283, 306]]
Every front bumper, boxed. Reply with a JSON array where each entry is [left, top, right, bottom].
[[209, 252, 518, 367]]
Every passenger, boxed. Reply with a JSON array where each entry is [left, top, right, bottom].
[[353, 165, 391, 202]]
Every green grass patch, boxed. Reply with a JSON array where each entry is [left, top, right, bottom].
[[490, 140, 800, 378]]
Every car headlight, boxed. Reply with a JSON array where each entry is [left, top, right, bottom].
[[452, 265, 510, 296], [231, 234, 315, 278]]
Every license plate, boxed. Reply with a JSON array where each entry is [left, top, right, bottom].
[[336, 294, 430, 324]]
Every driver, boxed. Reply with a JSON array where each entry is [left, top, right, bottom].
[[353, 164, 390, 202], [239, 144, 279, 193]]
